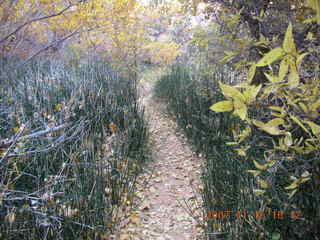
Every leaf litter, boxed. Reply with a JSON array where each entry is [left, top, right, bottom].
[[108, 70, 206, 240]]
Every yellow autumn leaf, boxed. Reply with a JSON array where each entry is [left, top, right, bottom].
[[307, 0, 320, 24], [253, 189, 265, 196], [269, 106, 284, 112], [226, 141, 240, 145], [247, 170, 261, 177], [300, 176, 311, 184], [302, 17, 317, 24], [288, 68, 299, 88], [284, 132, 293, 146], [129, 212, 141, 225], [305, 121, 320, 135], [310, 99, 320, 112], [210, 100, 233, 112], [308, 0, 318, 10], [13, 127, 20, 133], [317, 0, 320, 24], [288, 55, 298, 71], [288, 189, 298, 199], [219, 54, 235, 63], [299, 102, 309, 114], [263, 125, 283, 135], [264, 72, 280, 82], [257, 178, 269, 189], [247, 64, 256, 84], [305, 140, 317, 151], [283, 22, 297, 55], [279, 57, 289, 81], [302, 171, 311, 178], [55, 104, 62, 112], [252, 119, 265, 128], [224, 50, 235, 56], [234, 107, 247, 120], [243, 84, 262, 104], [284, 179, 299, 190], [233, 82, 249, 89], [119, 233, 132, 240], [307, 32, 315, 40], [253, 160, 268, 171], [256, 47, 285, 67], [233, 99, 248, 120], [219, 82, 246, 102], [290, 114, 310, 134], [266, 118, 285, 127], [286, 172, 311, 191], [235, 148, 247, 157], [233, 97, 245, 109], [238, 126, 252, 143], [252, 120, 283, 135], [235, 145, 250, 157], [296, 53, 309, 69]]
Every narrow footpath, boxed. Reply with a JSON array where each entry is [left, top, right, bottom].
[[113, 69, 205, 240]]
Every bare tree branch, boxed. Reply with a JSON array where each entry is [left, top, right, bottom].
[[20, 28, 81, 65], [0, 3, 74, 45], [0, 123, 71, 150], [20, 26, 99, 65]]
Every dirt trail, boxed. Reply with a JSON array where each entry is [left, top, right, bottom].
[[114, 69, 205, 240]]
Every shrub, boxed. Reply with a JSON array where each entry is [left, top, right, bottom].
[[155, 60, 320, 239]]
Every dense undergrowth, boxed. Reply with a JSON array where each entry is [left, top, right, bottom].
[[154, 64, 320, 240], [0, 56, 149, 239]]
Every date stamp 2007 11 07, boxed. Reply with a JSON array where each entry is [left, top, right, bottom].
[[206, 209, 303, 220]]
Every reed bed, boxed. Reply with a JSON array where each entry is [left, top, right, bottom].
[[0, 56, 149, 239], [154, 63, 319, 239]]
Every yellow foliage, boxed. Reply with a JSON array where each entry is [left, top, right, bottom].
[[210, 100, 233, 112], [256, 48, 285, 67], [210, 82, 261, 120], [257, 178, 270, 189], [1, 0, 149, 70], [283, 23, 297, 55], [210, 18, 320, 198], [143, 41, 181, 66]]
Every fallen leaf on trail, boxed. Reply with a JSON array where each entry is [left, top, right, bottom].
[[119, 233, 131, 240], [129, 212, 141, 225]]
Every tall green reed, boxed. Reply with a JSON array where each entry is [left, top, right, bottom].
[[154, 63, 319, 239], [0, 56, 149, 239]]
